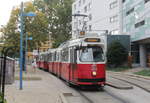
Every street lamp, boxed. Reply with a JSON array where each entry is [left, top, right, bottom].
[[19, 2, 36, 90], [23, 12, 37, 17], [72, 14, 88, 17]]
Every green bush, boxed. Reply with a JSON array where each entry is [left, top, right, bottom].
[[0, 95, 7, 103], [107, 41, 128, 67], [134, 69, 150, 76]]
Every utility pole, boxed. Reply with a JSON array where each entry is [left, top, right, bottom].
[[19, 2, 24, 90], [19, 2, 36, 90]]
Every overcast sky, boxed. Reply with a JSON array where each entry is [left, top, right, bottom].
[[0, 0, 32, 27]]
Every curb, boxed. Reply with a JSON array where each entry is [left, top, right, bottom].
[[105, 83, 133, 90], [59, 93, 69, 103], [59, 93, 73, 103], [58, 92, 83, 103]]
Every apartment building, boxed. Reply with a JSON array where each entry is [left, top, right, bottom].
[[123, 0, 150, 67], [72, 0, 150, 67], [72, 0, 123, 39]]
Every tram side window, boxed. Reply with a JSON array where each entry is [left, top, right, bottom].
[[70, 48, 74, 63], [47, 53, 50, 61], [44, 55, 46, 61], [44, 55, 47, 61], [70, 48, 76, 63], [56, 52, 59, 61], [37, 56, 39, 61], [40, 55, 42, 61], [53, 52, 57, 61], [41, 55, 44, 61], [61, 49, 69, 62], [42, 55, 44, 61], [48, 53, 52, 61], [43, 55, 45, 61]]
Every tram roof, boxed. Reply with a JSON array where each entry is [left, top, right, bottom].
[[58, 33, 105, 48]]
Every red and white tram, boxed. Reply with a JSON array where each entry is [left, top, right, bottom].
[[37, 33, 106, 87]]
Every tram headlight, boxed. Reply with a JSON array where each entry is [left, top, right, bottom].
[[92, 71, 97, 76]]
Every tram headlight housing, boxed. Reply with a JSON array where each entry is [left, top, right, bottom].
[[92, 71, 97, 76]]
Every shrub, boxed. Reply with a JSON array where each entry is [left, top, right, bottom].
[[107, 41, 128, 67]]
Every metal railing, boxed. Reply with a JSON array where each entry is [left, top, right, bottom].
[[0, 47, 15, 103]]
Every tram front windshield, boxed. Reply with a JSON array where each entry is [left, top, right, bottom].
[[80, 46, 105, 62]]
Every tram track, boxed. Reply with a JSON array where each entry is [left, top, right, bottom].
[[104, 88, 129, 103], [45, 69, 149, 103], [45, 70, 126, 103], [110, 76, 150, 93], [108, 72, 150, 93], [73, 73, 150, 103], [74, 87, 128, 103], [78, 90, 94, 103]]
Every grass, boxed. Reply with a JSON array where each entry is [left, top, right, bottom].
[[107, 66, 130, 72], [0, 95, 7, 103], [134, 69, 150, 77]]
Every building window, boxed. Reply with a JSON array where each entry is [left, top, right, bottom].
[[79, 0, 81, 7], [74, 22, 77, 28], [110, 15, 118, 23], [110, 0, 118, 9], [122, 0, 126, 3], [126, 8, 134, 16], [145, 0, 150, 4], [89, 25, 92, 31], [79, 20, 81, 25], [135, 20, 145, 28], [88, 3, 91, 10], [83, 0, 86, 4], [85, 26, 87, 30], [84, 6, 87, 13], [74, 4, 76, 10], [89, 14, 92, 21]]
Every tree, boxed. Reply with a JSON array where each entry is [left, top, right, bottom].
[[107, 41, 128, 67], [1, 0, 73, 57], [23, 2, 49, 50], [1, 1, 49, 57], [34, 0, 72, 48]]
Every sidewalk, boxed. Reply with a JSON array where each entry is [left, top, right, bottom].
[[5, 65, 60, 103]]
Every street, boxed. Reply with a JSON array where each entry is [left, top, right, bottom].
[[5, 66, 150, 103]]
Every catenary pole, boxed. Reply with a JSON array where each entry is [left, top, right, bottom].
[[19, 2, 24, 90]]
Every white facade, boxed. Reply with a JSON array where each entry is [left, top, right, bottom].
[[72, 0, 123, 39]]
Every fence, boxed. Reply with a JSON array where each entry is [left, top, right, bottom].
[[0, 56, 15, 103]]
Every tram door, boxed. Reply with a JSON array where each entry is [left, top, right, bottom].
[[70, 47, 77, 82]]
